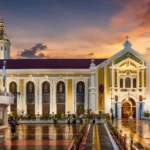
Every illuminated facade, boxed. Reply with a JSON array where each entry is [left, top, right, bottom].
[[0, 19, 150, 119]]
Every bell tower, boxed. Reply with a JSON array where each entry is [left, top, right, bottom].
[[0, 17, 11, 59]]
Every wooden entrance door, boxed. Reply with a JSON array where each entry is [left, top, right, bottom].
[[122, 102, 130, 118]]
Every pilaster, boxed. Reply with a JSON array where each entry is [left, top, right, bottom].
[[52, 78, 56, 114], [142, 69, 144, 88], [72, 78, 75, 114], [89, 71, 96, 112], [84, 79, 88, 112], [136, 102, 140, 119], [65, 78, 68, 114], [117, 102, 122, 119], [35, 79, 39, 114], [39, 79, 42, 115], [104, 65, 108, 113]]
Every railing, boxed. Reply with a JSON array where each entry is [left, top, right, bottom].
[[111, 87, 146, 92], [0, 91, 14, 105], [106, 120, 136, 150], [68, 120, 89, 150], [0, 91, 14, 97]]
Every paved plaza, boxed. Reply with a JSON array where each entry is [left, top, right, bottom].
[[0, 124, 82, 150], [113, 119, 150, 150], [0, 120, 150, 150]]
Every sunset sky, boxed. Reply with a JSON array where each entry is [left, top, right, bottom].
[[1, 0, 150, 59]]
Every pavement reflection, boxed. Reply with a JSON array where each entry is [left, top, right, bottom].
[[0, 124, 81, 150], [113, 119, 150, 150]]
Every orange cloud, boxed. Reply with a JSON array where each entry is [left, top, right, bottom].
[[10, 0, 150, 60]]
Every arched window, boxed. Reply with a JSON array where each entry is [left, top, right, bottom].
[[139, 95, 143, 101], [9, 82, 17, 113], [125, 78, 131, 88], [42, 81, 50, 115], [120, 79, 123, 88], [76, 81, 85, 114], [133, 78, 136, 88], [115, 95, 118, 101], [56, 81, 65, 114], [26, 81, 35, 114]]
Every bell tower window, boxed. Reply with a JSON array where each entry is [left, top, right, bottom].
[[133, 78, 136, 88], [120, 78, 123, 88], [125, 78, 131, 88]]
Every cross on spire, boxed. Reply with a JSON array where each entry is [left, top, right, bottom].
[[125, 36, 129, 40]]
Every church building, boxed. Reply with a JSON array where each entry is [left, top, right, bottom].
[[0, 19, 150, 119]]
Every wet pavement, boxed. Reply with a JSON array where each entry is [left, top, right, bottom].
[[0, 124, 81, 150], [85, 124, 114, 150], [113, 119, 150, 150]]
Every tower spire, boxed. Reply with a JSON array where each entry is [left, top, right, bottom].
[[0, 17, 11, 59], [0, 17, 4, 33]]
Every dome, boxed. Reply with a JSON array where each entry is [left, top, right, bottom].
[[0, 32, 10, 42]]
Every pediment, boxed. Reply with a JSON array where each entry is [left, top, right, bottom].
[[97, 40, 148, 69], [113, 51, 142, 65], [119, 60, 137, 69]]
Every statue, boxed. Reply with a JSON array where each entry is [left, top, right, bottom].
[[28, 82, 33, 93], [79, 84, 82, 93], [59, 83, 63, 92]]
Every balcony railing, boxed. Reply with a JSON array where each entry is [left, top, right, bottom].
[[111, 87, 146, 92], [0, 91, 14, 105]]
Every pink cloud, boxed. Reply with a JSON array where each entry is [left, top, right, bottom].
[[10, 0, 150, 59]]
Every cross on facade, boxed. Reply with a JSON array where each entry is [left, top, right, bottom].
[[125, 36, 129, 40]]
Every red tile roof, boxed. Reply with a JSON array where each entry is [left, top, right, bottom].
[[0, 59, 107, 69]]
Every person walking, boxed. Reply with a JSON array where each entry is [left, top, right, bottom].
[[10, 117, 17, 137]]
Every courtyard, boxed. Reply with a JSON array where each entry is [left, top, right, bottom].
[[0, 124, 82, 150]]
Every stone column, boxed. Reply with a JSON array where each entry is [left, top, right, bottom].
[[39, 80, 42, 115], [17, 79, 21, 113], [65, 79, 68, 114], [84, 79, 88, 112], [142, 70, 144, 88], [50, 79, 53, 114], [52, 78, 56, 114], [112, 68, 114, 88], [35, 79, 39, 115], [146, 63, 150, 111], [72, 78, 75, 114], [89, 72, 96, 112], [117, 70, 119, 89], [140, 102, 145, 118], [23, 80, 27, 114], [137, 70, 139, 88], [136, 102, 140, 119], [117, 102, 122, 119]]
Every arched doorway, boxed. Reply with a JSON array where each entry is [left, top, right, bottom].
[[122, 98, 136, 118]]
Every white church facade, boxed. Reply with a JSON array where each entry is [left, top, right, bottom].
[[0, 18, 150, 119]]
